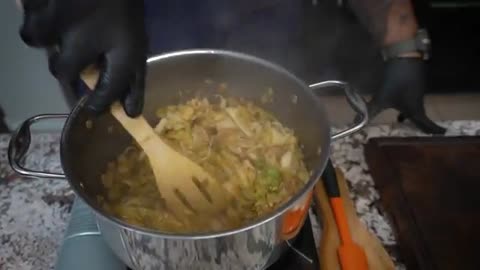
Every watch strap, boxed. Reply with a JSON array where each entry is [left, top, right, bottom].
[[382, 29, 431, 60]]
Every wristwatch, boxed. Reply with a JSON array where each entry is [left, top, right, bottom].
[[381, 28, 431, 61]]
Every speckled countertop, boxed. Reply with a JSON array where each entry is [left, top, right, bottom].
[[1, 121, 480, 270]]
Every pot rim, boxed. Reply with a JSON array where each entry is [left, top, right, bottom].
[[62, 49, 332, 240]]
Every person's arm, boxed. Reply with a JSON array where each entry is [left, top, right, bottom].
[[349, 0, 418, 50], [347, 0, 445, 134]]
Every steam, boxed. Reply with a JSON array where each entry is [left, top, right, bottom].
[[144, 0, 382, 94], [15, 0, 22, 11]]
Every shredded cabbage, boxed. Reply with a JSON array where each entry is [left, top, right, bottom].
[[99, 96, 310, 233]]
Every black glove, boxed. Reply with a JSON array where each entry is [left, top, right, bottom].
[[19, 0, 147, 117], [368, 58, 446, 134]]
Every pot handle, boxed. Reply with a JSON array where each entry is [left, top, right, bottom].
[[8, 114, 68, 179], [309, 80, 368, 141]]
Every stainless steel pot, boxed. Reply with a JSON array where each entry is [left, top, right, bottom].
[[8, 50, 367, 270]]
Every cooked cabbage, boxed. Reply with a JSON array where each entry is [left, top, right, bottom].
[[99, 96, 309, 233]]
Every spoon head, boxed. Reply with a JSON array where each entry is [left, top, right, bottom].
[[338, 243, 369, 270]]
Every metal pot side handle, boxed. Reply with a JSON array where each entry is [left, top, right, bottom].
[[309, 81, 368, 141], [8, 114, 68, 179]]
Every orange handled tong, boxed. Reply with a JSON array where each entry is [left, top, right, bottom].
[[322, 160, 369, 270]]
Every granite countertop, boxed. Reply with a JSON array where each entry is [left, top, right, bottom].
[[1, 121, 480, 270]]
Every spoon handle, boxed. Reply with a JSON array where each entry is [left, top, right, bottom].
[[109, 103, 170, 153]]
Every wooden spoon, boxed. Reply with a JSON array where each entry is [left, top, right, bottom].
[[81, 69, 228, 216], [314, 167, 395, 270]]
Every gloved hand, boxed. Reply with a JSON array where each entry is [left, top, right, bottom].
[[368, 57, 446, 134], [19, 0, 147, 117]]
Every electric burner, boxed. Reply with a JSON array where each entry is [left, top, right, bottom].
[[268, 216, 319, 270]]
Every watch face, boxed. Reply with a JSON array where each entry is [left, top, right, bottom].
[[417, 29, 431, 60], [418, 29, 430, 44]]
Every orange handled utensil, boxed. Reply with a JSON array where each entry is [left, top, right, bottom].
[[322, 160, 369, 270]]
